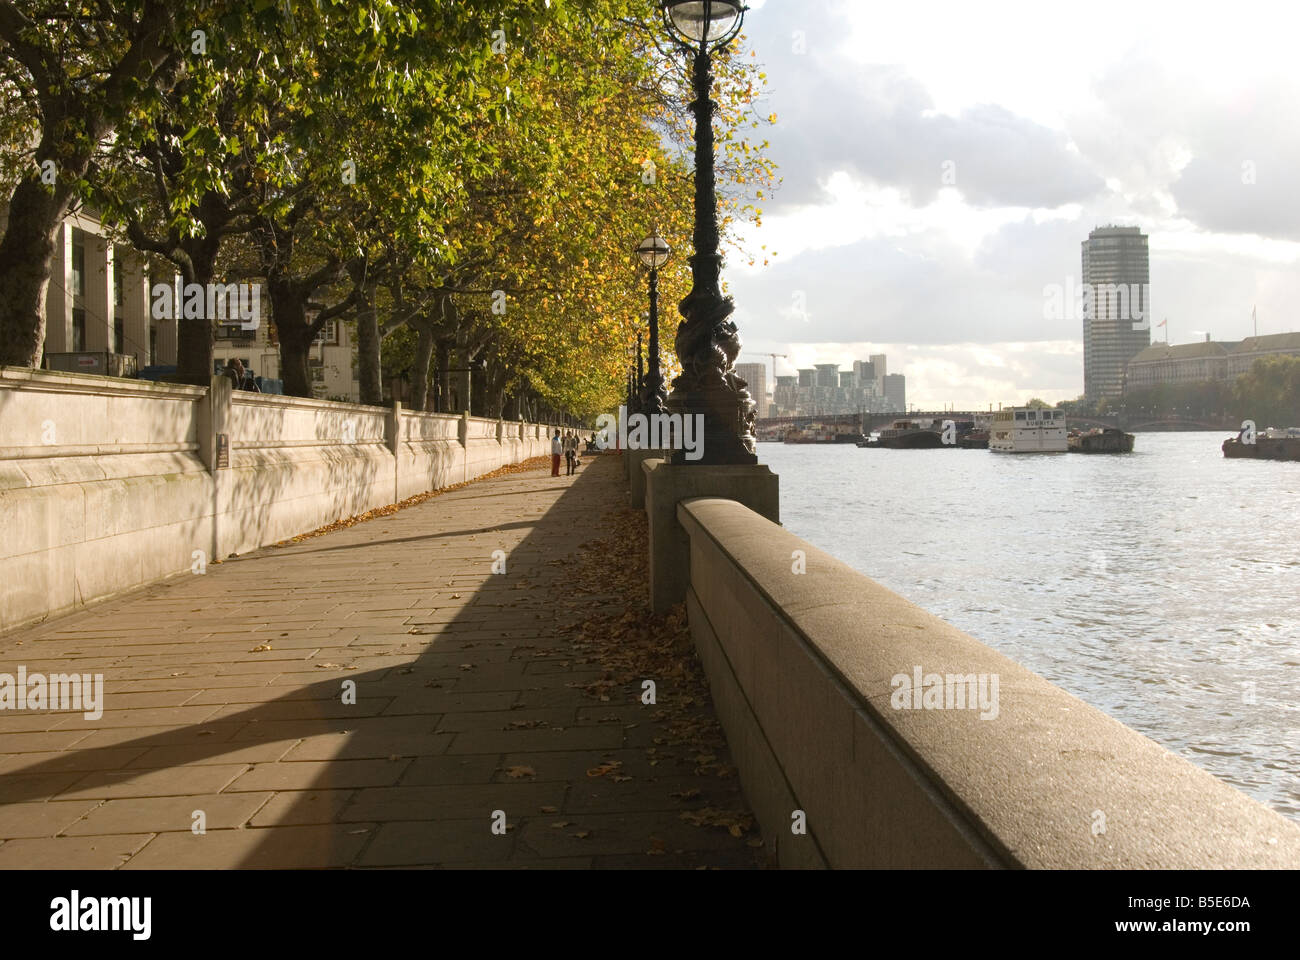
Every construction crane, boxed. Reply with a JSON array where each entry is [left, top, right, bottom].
[[743, 352, 789, 388]]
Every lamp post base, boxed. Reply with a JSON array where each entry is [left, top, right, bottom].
[[643, 458, 779, 613], [665, 384, 757, 466]]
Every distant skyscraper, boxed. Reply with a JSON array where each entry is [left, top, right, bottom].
[[1082, 225, 1150, 402], [814, 363, 839, 388], [735, 362, 767, 417], [762, 357, 901, 416], [883, 373, 905, 411], [869, 354, 887, 392], [853, 360, 875, 388]]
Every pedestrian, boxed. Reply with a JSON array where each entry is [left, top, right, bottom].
[[564, 430, 576, 475], [551, 429, 562, 477], [223, 357, 245, 391]]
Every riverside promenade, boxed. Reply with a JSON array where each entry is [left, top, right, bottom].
[[0, 454, 761, 869]]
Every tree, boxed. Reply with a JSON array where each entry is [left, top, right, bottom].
[[0, 0, 195, 366], [1234, 355, 1300, 428]]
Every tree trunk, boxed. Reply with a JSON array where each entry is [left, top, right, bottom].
[[0, 173, 77, 367], [269, 280, 313, 397], [174, 253, 219, 386], [356, 292, 382, 406], [435, 338, 452, 413], [409, 318, 435, 412]]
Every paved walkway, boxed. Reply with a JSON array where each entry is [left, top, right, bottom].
[[0, 454, 761, 868]]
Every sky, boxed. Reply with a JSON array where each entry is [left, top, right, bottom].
[[719, 0, 1300, 409]]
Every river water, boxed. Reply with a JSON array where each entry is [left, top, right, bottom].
[[760, 432, 1300, 820]]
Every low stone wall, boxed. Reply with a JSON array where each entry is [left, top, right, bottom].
[[677, 495, 1300, 869], [0, 366, 561, 633]]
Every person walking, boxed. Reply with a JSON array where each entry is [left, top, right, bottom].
[[223, 357, 245, 391], [564, 431, 577, 475], [551, 429, 563, 477]]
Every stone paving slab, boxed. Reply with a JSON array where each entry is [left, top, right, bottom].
[[0, 454, 762, 868]]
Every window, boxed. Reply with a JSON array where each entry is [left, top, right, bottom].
[[114, 315, 124, 354], [114, 268, 123, 307], [314, 319, 338, 345], [71, 232, 85, 299], [72, 308, 86, 351]]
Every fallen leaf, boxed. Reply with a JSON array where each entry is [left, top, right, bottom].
[[585, 760, 623, 778], [504, 765, 535, 779], [250, 644, 272, 652]]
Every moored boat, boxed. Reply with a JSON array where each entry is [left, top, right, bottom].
[[1223, 425, 1300, 460], [1068, 427, 1135, 453], [989, 407, 1068, 453], [876, 418, 946, 449]]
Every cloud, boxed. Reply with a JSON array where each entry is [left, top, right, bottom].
[[748, 3, 1103, 212]]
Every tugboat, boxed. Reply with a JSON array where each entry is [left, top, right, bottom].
[[958, 414, 991, 449], [989, 407, 1068, 453], [1223, 425, 1300, 460], [1068, 426, 1135, 453], [876, 418, 946, 449]]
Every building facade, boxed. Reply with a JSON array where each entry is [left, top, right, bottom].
[[734, 362, 769, 418], [883, 373, 906, 412], [1126, 332, 1300, 390], [1083, 225, 1151, 402], [767, 357, 904, 417], [2, 206, 361, 399]]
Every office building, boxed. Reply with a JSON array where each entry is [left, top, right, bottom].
[[734, 362, 768, 418], [765, 356, 904, 417], [1083, 225, 1150, 401], [883, 373, 906, 411], [1126, 332, 1300, 391]]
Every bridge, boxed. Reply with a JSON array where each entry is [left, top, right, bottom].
[[756, 411, 1238, 439], [755, 411, 981, 440]]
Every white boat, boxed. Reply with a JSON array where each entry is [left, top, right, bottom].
[[989, 407, 1068, 453]]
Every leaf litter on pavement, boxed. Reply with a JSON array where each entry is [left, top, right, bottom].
[[541, 502, 764, 864]]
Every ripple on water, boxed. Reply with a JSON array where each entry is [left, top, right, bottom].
[[762, 434, 1300, 821]]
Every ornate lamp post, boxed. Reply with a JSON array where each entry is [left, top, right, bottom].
[[660, 0, 756, 465], [636, 232, 670, 416], [635, 331, 645, 412]]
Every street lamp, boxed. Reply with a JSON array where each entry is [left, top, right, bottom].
[[660, 0, 756, 465], [636, 232, 670, 416]]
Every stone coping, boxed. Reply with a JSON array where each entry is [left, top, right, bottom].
[[678, 496, 1300, 868]]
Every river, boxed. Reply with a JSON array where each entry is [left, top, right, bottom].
[[760, 432, 1300, 820]]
